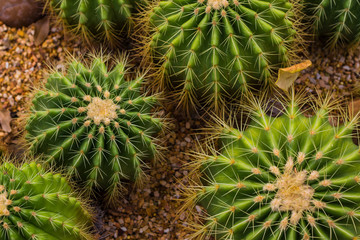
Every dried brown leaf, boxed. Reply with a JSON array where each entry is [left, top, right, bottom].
[[0, 109, 11, 133], [276, 60, 312, 91], [33, 15, 50, 46], [349, 99, 360, 118]]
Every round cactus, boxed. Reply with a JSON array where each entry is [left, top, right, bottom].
[[48, 0, 143, 45], [304, 0, 360, 48], [25, 55, 163, 201], [140, 0, 299, 112], [0, 160, 93, 240], [188, 94, 360, 239]]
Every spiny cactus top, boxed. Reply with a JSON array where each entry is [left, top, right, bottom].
[[25, 56, 163, 201], [48, 0, 141, 45], [304, 0, 360, 48], [190, 96, 360, 239], [0, 161, 93, 240], [143, 0, 298, 112]]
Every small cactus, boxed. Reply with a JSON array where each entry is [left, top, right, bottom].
[[187, 93, 360, 239], [0, 160, 93, 240], [25, 55, 163, 201], [304, 0, 360, 48], [47, 0, 142, 45], [139, 0, 300, 113]]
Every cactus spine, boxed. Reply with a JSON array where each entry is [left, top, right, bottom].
[[48, 0, 141, 45], [25, 55, 163, 201], [187, 93, 360, 239], [0, 160, 93, 240], [304, 0, 360, 48], [140, 0, 299, 112]]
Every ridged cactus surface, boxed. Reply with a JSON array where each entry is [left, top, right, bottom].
[[143, 0, 298, 112], [0, 161, 93, 240], [191, 96, 360, 239], [25, 56, 163, 200], [48, 0, 141, 44], [304, 0, 360, 48]]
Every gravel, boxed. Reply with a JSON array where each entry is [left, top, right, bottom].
[[1, 20, 360, 239]]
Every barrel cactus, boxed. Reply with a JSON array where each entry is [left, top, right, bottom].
[[0, 160, 93, 239], [188, 94, 360, 239], [25, 55, 163, 201], [140, 0, 299, 112], [304, 0, 360, 48], [47, 0, 142, 45]]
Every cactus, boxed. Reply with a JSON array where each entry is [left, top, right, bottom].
[[304, 0, 360, 48], [187, 93, 360, 239], [0, 160, 93, 240], [139, 0, 300, 113], [47, 0, 142, 45], [25, 55, 163, 201]]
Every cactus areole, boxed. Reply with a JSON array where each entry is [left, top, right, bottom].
[[147, 0, 297, 111], [25, 56, 163, 200], [195, 100, 360, 239], [0, 161, 93, 239], [0, 190, 11, 217]]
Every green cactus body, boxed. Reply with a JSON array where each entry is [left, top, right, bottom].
[[0, 161, 93, 240], [145, 0, 298, 112], [49, 0, 140, 44], [193, 98, 360, 239], [304, 0, 360, 48], [25, 56, 163, 200]]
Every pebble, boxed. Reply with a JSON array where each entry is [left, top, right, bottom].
[[0, 21, 84, 140], [296, 42, 360, 98], [2, 15, 360, 240]]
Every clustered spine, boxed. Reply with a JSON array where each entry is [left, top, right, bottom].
[[25, 55, 164, 202], [2, 0, 360, 239], [0, 160, 93, 240], [138, 0, 299, 113], [48, 0, 140, 45], [304, 0, 360, 48], [186, 94, 360, 239]]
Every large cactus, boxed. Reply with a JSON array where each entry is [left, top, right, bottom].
[[304, 0, 360, 48], [47, 0, 142, 45], [0, 160, 93, 240], [188, 93, 360, 239], [25, 55, 163, 201], [140, 0, 299, 113]]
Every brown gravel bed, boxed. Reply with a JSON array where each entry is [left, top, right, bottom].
[[296, 43, 360, 97], [1, 20, 360, 240], [0, 21, 200, 240], [0, 22, 84, 145], [97, 118, 201, 240], [0, 23, 84, 111]]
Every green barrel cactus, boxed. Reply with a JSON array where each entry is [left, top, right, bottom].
[[48, 0, 142, 45], [304, 0, 360, 48], [25, 55, 163, 201], [141, 0, 299, 112], [0, 160, 93, 240], [188, 95, 360, 239]]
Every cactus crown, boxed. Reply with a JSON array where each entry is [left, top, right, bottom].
[[25, 54, 164, 202], [185, 92, 360, 239], [0, 160, 93, 240], [138, 0, 301, 113], [305, 0, 360, 48], [48, 0, 141, 45]]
